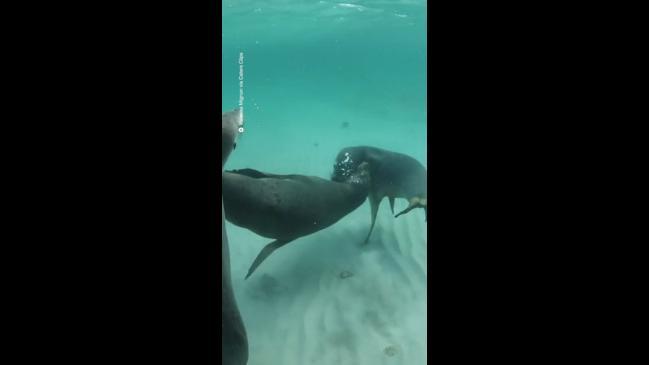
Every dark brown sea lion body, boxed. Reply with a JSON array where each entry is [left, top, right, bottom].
[[332, 146, 427, 244], [222, 166, 370, 279]]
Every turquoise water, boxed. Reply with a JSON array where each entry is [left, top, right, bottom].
[[222, 0, 427, 172], [223, 1, 427, 364]]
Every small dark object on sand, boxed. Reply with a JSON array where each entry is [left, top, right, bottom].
[[384, 345, 399, 357], [314, 142, 319, 147], [259, 274, 284, 297], [341, 121, 350, 129], [339, 270, 354, 279]]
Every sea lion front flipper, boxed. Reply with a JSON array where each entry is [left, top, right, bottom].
[[363, 192, 382, 245], [245, 239, 293, 280], [388, 197, 395, 215]]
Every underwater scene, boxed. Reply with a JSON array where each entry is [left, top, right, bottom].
[[222, 1, 427, 364]]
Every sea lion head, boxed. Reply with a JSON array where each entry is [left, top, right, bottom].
[[336, 160, 371, 186], [331, 147, 366, 183], [222, 108, 244, 167]]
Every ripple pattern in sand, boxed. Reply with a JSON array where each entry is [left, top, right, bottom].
[[228, 199, 427, 365]]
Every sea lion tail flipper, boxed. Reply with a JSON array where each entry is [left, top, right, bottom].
[[388, 197, 395, 215], [363, 193, 382, 245], [245, 239, 292, 280]]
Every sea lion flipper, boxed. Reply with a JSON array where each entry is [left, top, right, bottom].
[[395, 196, 426, 219], [388, 197, 395, 214], [245, 239, 293, 280], [363, 192, 382, 245], [394, 206, 415, 218]]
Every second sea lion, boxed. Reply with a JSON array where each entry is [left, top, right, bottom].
[[332, 146, 427, 244]]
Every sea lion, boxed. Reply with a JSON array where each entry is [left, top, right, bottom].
[[221, 109, 248, 365], [332, 146, 427, 244], [222, 165, 370, 279]]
